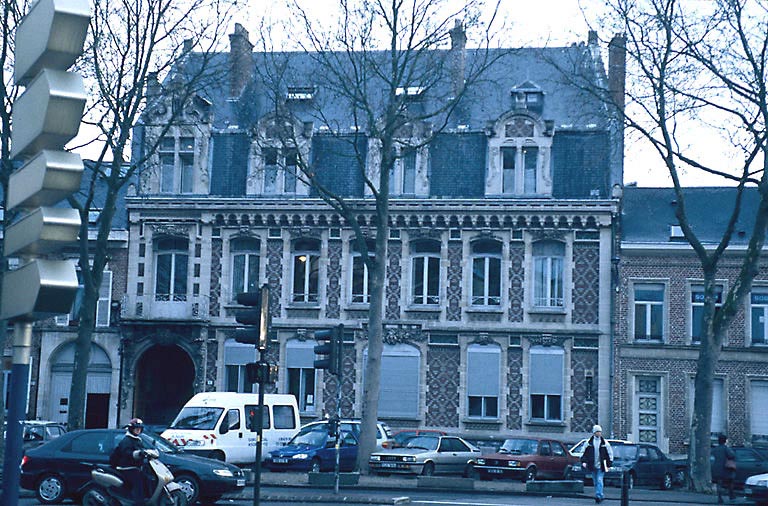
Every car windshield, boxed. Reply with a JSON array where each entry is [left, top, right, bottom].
[[168, 407, 224, 430], [405, 436, 439, 451], [140, 432, 180, 453], [612, 444, 639, 461], [499, 439, 539, 455], [394, 432, 417, 445], [289, 426, 327, 447]]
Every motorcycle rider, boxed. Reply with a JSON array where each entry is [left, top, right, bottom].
[[110, 418, 150, 505]]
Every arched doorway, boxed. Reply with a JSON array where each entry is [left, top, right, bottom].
[[49, 342, 112, 428], [134, 345, 194, 426]]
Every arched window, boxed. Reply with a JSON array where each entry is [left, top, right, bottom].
[[286, 340, 317, 413], [231, 237, 260, 299], [351, 239, 375, 304], [292, 238, 320, 303], [155, 237, 189, 301], [471, 240, 502, 306], [411, 239, 441, 305], [532, 240, 564, 308], [467, 343, 501, 418]]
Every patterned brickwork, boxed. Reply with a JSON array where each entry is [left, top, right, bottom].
[[572, 243, 600, 324], [508, 243, 525, 322], [325, 240, 342, 319], [266, 239, 284, 316], [205, 328, 218, 391], [446, 242, 463, 321], [425, 346, 460, 427], [569, 349, 599, 432], [209, 239, 222, 317], [262, 345, 280, 394], [386, 241, 402, 319], [321, 344, 355, 417], [110, 247, 129, 300], [506, 347, 524, 429]]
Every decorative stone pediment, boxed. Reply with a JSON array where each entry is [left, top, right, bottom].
[[528, 333, 568, 347], [359, 322, 426, 344], [150, 223, 192, 237]]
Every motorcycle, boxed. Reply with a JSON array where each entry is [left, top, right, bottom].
[[80, 449, 188, 506]]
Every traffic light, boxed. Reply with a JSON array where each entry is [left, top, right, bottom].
[[244, 362, 279, 385], [328, 416, 340, 438], [234, 284, 270, 349], [313, 324, 343, 375]]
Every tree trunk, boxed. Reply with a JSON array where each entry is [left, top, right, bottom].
[[67, 279, 99, 429]]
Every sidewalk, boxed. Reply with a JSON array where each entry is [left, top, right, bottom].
[[232, 471, 747, 504]]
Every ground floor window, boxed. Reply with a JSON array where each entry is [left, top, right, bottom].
[[466, 343, 500, 419], [529, 346, 564, 421], [751, 381, 768, 442], [364, 344, 420, 418], [286, 339, 317, 413], [224, 340, 257, 393]]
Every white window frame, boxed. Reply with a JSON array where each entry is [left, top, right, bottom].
[[230, 237, 261, 300], [158, 136, 195, 194], [633, 282, 665, 341], [154, 238, 189, 301], [224, 340, 258, 393], [466, 344, 501, 419], [532, 241, 564, 308], [749, 289, 768, 345], [54, 269, 111, 327], [410, 240, 441, 306], [529, 346, 564, 422], [751, 381, 768, 440], [689, 377, 725, 436], [286, 340, 317, 414], [291, 239, 320, 304], [690, 285, 723, 343], [260, 146, 299, 195], [470, 240, 502, 306], [351, 252, 373, 304]]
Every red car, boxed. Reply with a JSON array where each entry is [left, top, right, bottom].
[[383, 429, 447, 449], [474, 437, 577, 482]]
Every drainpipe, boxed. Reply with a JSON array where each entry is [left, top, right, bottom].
[[609, 184, 624, 437]]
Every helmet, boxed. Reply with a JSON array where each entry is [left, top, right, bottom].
[[127, 418, 144, 429]]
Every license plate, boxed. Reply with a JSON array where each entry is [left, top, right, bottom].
[[273, 458, 289, 464], [382, 462, 399, 468], [489, 469, 504, 474], [236, 479, 246, 487]]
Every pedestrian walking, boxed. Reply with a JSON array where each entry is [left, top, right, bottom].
[[580, 424, 614, 504], [711, 434, 736, 503]]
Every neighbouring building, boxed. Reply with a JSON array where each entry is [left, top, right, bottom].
[[614, 186, 768, 453]]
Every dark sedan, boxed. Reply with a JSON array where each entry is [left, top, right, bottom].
[[473, 437, 577, 482], [712, 446, 768, 489], [573, 442, 686, 490], [20, 429, 246, 504]]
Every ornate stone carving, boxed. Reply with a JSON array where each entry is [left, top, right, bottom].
[[150, 223, 192, 237], [528, 333, 568, 347], [446, 242, 463, 321], [325, 241, 342, 319]]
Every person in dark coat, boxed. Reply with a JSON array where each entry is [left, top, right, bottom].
[[110, 417, 149, 506], [711, 434, 736, 503], [580, 424, 614, 504]]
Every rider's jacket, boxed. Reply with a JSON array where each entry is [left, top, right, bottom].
[[110, 432, 145, 469]]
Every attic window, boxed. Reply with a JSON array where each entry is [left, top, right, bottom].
[[396, 86, 424, 99], [286, 86, 315, 101]]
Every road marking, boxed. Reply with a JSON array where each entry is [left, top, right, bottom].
[[410, 501, 528, 506]]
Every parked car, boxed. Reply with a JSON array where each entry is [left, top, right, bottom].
[[569, 438, 631, 459], [3, 420, 68, 452], [19, 428, 246, 504], [370, 435, 480, 477], [572, 442, 686, 490], [745, 472, 768, 506], [382, 429, 447, 449], [265, 421, 359, 472], [300, 419, 393, 449], [474, 437, 577, 482], [712, 446, 768, 489]]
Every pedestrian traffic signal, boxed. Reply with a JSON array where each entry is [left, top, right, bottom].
[[313, 324, 343, 375], [234, 284, 270, 349]]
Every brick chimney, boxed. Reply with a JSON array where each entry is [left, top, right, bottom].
[[608, 33, 626, 111], [449, 19, 467, 97], [229, 23, 254, 99]]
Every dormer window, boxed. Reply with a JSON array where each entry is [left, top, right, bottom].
[[260, 147, 298, 194], [159, 136, 195, 194]]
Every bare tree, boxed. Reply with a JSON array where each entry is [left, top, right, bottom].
[[65, 0, 235, 430], [254, 0, 506, 471], [597, 0, 768, 491]]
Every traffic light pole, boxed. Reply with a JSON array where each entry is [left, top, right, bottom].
[[253, 356, 266, 506], [333, 325, 343, 494], [1, 323, 32, 506]]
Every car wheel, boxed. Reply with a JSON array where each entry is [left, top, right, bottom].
[[36, 473, 66, 504], [661, 472, 673, 490], [421, 462, 435, 476], [311, 458, 322, 473], [524, 467, 537, 483], [199, 496, 222, 505], [175, 474, 200, 504]]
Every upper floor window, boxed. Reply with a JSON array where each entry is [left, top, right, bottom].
[[155, 237, 189, 301], [467, 343, 500, 419], [471, 240, 502, 306], [633, 283, 665, 341], [292, 238, 320, 304], [411, 239, 441, 305], [750, 290, 768, 345], [262, 147, 298, 195], [389, 147, 418, 195], [351, 239, 375, 304], [159, 136, 194, 194], [691, 285, 723, 343], [487, 115, 552, 197], [55, 269, 113, 327], [529, 346, 564, 421], [501, 145, 538, 194], [231, 237, 260, 300], [532, 240, 564, 308]]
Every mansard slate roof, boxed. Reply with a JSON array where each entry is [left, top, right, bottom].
[[621, 186, 762, 246], [175, 42, 617, 199]]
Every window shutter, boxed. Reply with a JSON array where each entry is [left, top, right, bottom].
[[364, 345, 420, 418], [286, 340, 315, 368], [224, 340, 258, 365], [530, 347, 564, 394], [96, 271, 112, 327], [751, 381, 768, 436], [467, 344, 500, 396]]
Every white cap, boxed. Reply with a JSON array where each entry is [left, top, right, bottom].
[[592, 424, 603, 433]]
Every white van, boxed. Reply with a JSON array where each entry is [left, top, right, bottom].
[[161, 392, 300, 464]]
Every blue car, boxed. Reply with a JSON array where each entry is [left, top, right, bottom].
[[265, 422, 358, 472]]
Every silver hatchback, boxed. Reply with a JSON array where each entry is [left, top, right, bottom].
[[369, 435, 481, 477]]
